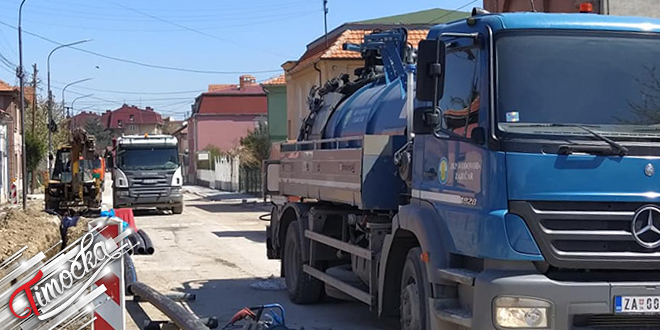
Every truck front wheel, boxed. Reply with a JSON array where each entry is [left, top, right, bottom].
[[172, 204, 184, 214], [283, 220, 323, 304], [400, 247, 428, 330]]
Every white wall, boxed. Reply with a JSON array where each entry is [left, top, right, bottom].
[[195, 155, 240, 192]]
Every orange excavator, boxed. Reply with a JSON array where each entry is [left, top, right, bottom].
[[45, 127, 104, 214]]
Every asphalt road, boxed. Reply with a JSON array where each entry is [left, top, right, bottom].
[[103, 182, 395, 330]]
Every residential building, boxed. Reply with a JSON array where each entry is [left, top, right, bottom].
[[188, 75, 267, 179], [483, 0, 660, 17], [0, 79, 27, 203], [71, 111, 100, 128], [261, 74, 287, 143], [282, 8, 469, 139], [100, 104, 163, 136]]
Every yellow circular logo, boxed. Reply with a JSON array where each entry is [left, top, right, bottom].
[[439, 158, 448, 184]]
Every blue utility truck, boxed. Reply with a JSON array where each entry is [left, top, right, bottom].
[[263, 8, 660, 330]]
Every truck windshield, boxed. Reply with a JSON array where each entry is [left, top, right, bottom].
[[497, 32, 660, 140], [118, 147, 178, 170]]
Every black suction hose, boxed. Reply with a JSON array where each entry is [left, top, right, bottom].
[[134, 231, 147, 255], [124, 254, 137, 295], [138, 229, 155, 255], [127, 233, 139, 255]]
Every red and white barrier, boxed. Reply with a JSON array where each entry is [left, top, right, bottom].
[[92, 217, 126, 330]]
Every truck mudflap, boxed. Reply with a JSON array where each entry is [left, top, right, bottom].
[[463, 271, 660, 330]]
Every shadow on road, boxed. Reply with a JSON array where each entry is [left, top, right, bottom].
[[189, 203, 271, 214], [213, 230, 266, 243], [173, 278, 398, 330], [133, 209, 170, 217], [126, 301, 151, 329]]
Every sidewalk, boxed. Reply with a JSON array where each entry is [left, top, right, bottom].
[[182, 184, 267, 204]]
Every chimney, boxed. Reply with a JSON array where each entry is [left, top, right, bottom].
[[239, 75, 257, 90], [146, 106, 153, 112]]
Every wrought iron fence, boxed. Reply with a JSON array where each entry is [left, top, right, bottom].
[[240, 166, 261, 195]]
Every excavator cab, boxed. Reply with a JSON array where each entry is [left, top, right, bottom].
[[45, 128, 103, 214]]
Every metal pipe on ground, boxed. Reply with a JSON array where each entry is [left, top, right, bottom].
[[138, 229, 155, 255], [130, 282, 211, 330]]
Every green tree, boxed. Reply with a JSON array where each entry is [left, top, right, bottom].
[[25, 132, 46, 193], [239, 123, 270, 169]]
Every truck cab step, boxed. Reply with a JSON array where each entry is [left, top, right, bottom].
[[437, 268, 476, 286], [433, 299, 473, 328]]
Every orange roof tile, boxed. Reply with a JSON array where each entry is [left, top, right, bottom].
[[0, 79, 14, 92], [261, 74, 286, 86], [287, 29, 429, 75]]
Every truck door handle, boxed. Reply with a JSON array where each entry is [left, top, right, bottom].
[[424, 168, 437, 178]]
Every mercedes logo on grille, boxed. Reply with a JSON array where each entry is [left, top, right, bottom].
[[632, 206, 660, 249]]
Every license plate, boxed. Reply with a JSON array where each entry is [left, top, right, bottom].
[[143, 179, 157, 184], [615, 296, 660, 313]]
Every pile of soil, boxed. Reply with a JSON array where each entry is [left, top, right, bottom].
[[0, 202, 60, 264], [0, 202, 91, 272]]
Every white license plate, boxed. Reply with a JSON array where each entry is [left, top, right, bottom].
[[143, 179, 157, 184], [615, 296, 660, 313]]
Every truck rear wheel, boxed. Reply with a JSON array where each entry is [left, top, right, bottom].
[[284, 220, 323, 304], [400, 247, 428, 330], [172, 204, 184, 214]]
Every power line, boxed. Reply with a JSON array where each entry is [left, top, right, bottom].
[[426, 0, 479, 24], [16, 0, 313, 16], [19, 10, 320, 33], [105, 0, 288, 58], [56, 82, 203, 95], [0, 20, 283, 75], [0, 2, 319, 23]]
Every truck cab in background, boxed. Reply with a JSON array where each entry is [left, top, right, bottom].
[[112, 135, 184, 214], [264, 8, 660, 330]]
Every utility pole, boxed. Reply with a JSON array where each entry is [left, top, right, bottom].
[[323, 0, 329, 48], [31, 63, 37, 135], [18, 0, 28, 210]]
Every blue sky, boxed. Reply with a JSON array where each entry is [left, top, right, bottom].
[[0, 0, 480, 119]]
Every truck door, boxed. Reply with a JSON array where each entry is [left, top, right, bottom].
[[415, 33, 506, 257]]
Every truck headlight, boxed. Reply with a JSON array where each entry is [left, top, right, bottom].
[[494, 296, 551, 328]]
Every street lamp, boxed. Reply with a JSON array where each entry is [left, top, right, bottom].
[[17, 0, 27, 210], [61, 77, 94, 116], [69, 94, 93, 129], [47, 39, 92, 174]]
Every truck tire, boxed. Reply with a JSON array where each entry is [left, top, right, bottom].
[[172, 204, 184, 214], [400, 247, 428, 330], [283, 221, 323, 304]]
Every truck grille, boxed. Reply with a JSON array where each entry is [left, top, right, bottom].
[[510, 201, 660, 269], [574, 314, 660, 328], [129, 187, 170, 198], [130, 176, 168, 187]]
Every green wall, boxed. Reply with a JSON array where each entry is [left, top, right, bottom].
[[265, 85, 287, 142]]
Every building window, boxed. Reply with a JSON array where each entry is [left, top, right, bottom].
[[129, 124, 136, 130], [129, 115, 134, 123], [117, 120, 123, 128]]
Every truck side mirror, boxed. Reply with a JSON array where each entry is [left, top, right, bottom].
[[416, 38, 446, 102], [412, 106, 440, 135]]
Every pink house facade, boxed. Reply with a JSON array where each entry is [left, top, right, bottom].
[[188, 75, 267, 178]]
